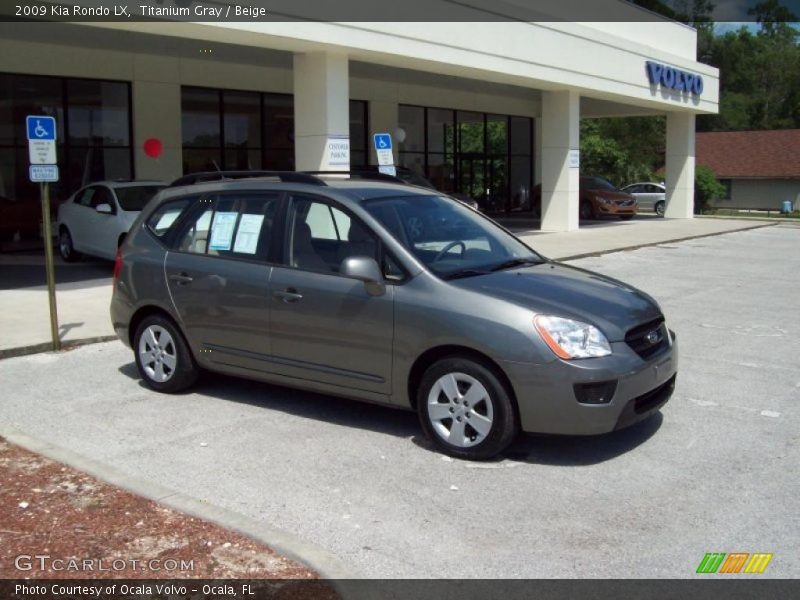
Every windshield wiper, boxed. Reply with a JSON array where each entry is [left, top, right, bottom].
[[442, 269, 490, 281], [489, 258, 543, 272]]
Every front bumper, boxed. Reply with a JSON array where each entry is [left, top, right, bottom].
[[502, 333, 678, 435], [597, 203, 637, 215]]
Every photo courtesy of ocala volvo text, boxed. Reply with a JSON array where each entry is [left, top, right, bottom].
[[110, 171, 678, 460]]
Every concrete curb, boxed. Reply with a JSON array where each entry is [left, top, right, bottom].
[[554, 221, 776, 262], [0, 425, 358, 582], [0, 335, 118, 361]]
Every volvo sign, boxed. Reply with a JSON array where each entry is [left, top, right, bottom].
[[646, 61, 704, 96]]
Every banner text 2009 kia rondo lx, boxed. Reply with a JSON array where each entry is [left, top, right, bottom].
[[111, 173, 677, 460]]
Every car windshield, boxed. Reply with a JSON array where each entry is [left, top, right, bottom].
[[582, 177, 617, 192], [363, 194, 542, 279], [114, 185, 166, 212]]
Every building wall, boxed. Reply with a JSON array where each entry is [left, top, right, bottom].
[[711, 179, 800, 211], [0, 35, 541, 182]]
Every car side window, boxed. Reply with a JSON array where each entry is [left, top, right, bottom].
[[646, 185, 660, 193], [627, 185, 641, 194], [146, 198, 192, 239], [76, 187, 96, 207], [286, 195, 380, 275], [176, 193, 279, 262]]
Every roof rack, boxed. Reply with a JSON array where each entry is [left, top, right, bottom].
[[169, 171, 326, 187], [302, 170, 405, 184]]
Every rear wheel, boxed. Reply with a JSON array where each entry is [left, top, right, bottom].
[[655, 201, 665, 217], [417, 357, 519, 460], [58, 228, 79, 262], [134, 314, 199, 393], [579, 200, 594, 221]]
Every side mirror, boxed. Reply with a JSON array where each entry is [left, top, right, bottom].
[[96, 203, 113, 215], [340, 256, 386, 297]]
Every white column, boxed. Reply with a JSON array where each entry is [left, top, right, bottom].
[[540, 90, 580, 231], [664, 112, 695, 218], [368, 101, 398, 166], [293, 52, 350, 171]]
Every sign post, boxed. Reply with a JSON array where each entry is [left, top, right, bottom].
[[27, 115, 60, 351]]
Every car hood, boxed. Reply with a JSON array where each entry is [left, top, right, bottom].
[[449, 262, 661, 341]]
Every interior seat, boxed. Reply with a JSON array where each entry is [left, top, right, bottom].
[[292, 221, 330, 272]]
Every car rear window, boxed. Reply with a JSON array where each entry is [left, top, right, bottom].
[[146, 198, 192, 238], [115, 186, 167, 211]]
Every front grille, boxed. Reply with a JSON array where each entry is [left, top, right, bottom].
[[634, 374, 676, 414], [625, 317, 669, 360]]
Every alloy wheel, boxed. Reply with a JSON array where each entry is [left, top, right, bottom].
[[427, 372, 494, 448], [138, 325, 177, 383]]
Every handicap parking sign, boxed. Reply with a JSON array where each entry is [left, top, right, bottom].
[[26, 115, 57, 141], [373, 133, 392, 150]]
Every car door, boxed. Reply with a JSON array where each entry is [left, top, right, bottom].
[[91, 185, 122, 259], [164, 191, 281, 373], [67, 186, 98, 253], [268, 193, 395, 395]]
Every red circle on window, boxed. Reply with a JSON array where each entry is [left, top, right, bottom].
[[143, 138, 163, 159]]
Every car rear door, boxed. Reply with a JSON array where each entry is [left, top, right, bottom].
[[164, 191, 282, 373], [267, 193, 395, 395]]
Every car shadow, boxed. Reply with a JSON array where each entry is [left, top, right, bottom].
[[117, 362, 663, 465], [117, 362, 420, 440]]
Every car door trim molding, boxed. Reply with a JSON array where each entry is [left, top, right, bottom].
[[203, 343, 385, 383]]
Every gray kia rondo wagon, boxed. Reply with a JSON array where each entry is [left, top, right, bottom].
[[111, 171, 677, 460]]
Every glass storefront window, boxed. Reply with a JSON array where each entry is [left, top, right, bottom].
[[457, 111, 484, 155], [67, 79, 130, 146], [0, 73, 132, 250], [182, 88, 221, 148], [398, 105, 424, 153], [224, 91, 261, 149], [398, 105, 533, 214], [427, 109, 454, 155], [182, 88, 368, 173]]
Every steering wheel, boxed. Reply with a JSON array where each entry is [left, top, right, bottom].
[[433, 241, 466, 262]]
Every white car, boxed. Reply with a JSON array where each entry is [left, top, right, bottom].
[[620, 182, 666, 216], [57, 180, 167, 261]]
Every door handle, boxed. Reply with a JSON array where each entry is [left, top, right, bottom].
[[169, 273, 193, 285], [273, 288, 303, 304]]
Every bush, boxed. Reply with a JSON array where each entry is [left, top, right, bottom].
[[695, 165, 726, 214]]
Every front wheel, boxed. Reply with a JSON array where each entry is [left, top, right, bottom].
[[58, 228, 80, 262], [579, 200, 594, 221], [418, 357, 519, 460], [134, 314, 200, 393], [655, 201, 665, 217]]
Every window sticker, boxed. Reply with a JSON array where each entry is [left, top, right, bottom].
[[233, 214, 264, 255], [209, 211, 238, 251]]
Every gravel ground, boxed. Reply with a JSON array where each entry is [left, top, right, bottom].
[[0, 437, 330, 588]]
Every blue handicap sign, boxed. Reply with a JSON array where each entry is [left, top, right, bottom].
[[26, 115, 57, 141], [373, 133, 392, 151]]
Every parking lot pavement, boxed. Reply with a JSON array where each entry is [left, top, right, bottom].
[[1, 224, 797, 578]]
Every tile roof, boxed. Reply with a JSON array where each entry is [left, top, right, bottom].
[[696, 129, 800, 178]]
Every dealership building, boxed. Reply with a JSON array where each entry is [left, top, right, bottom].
[[0, 0, 719, 246]]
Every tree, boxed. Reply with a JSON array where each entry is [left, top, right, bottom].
[[694, 165, 726, 213], [580, 117, 665, 186]]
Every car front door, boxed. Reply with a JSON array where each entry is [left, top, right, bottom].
[[91, 185, 122, 259], [68, 186, 98, 253], [164, 191, 281, 373], [267, 194, 395, 396]]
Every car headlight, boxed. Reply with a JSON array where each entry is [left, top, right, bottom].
[[595, 195, 610, 204], [534, 315, 612, 359]]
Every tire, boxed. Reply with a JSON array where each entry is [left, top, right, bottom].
[[655, 201, 665, 217], [417, 356, 519, 460], [134, 314, 200, 393], [579, 200, 594, 221], [619, 215, 634, 221], [58, 228, 80, 262]]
